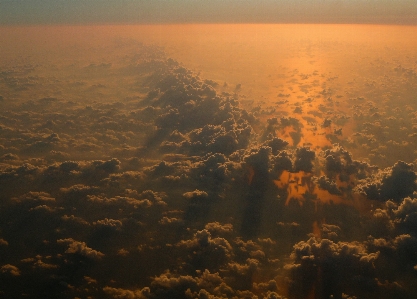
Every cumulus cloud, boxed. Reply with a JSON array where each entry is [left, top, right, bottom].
[[61, 214, 90, 226], [132, 269, 242, 299], [183, 190, 209, 200], [285, 237, 379, 299], [158, 216, 183, 225], [13, 191, 55, 203], [103, 286, 147, 299], [356, 161, 417, 201], [176, 229, 233, 272], [204, 222, 233, 235], [1, 33, 417, 299], [314, 175, 342, 195], [0, 264, 20, 276], [57, 238, 104, 260], [93, 218, 123, 229], [264, 137, 289, 155], [393, 197, 417, 232], [293, 147, 315, 172]]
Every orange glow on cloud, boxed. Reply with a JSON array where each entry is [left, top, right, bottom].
[[312, 221, 321, 239], [278, 126, 297, 147], [274, 170, 377, 217], [275, 170, 350, 207], [247, 166, 255, 185], [2, 24, 414, 156], [312, 186, 345, 205], [274, 171, 313, 206]]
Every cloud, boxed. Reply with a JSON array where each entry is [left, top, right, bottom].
[[241, 146, 271, 238], [204, 222, 233, 235], [356, 161, 417, 202], [272, 151, 293, 173], [61, 214, 90, 226], [11, 192, 55, 206], [93, 218, 123, 230], [137, 190, 167, 206], [189, 153, 236, 193], [293, 147, 315, 172], [133, 269, 240, 299], [57, 238, 104, 260], [138, 62, 257, 158], [285, 237, 379, 299], [32, 259, 58, 270], [103, 286, 147, 299], [264, 137, 289, 155], [0, 153, 19, 161], [158, 216, 183, 225], [1, 35, 417, 299], [393, 197, 417, 232], [0, 264, 20, 276], [86, 194, 153, 209], [367, 196, 417, 238], [314, 176, 342, 195], [60, 184, 100, 203], [183, 190, 209, 200], [176, 229, 233, 271], [87, 158, 122, 174], [321, 224, 342, 241], [59, 161, 80, 172], [322, 144, 374, 192]]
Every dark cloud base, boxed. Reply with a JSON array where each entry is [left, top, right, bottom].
[[1, 43, 417, 299]]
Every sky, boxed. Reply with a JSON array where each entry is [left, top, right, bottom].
[[1, 0, 417, 25]]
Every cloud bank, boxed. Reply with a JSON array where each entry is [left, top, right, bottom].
[[0, 28, 417, 299]]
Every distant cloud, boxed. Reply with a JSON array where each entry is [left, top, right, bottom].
[[0, 264, 20, 276], [57, 238, 104, 260]]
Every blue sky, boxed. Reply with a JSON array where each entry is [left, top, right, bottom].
[[0, 0, 416, 25]]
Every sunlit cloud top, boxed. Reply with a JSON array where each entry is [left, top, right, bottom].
[[1, 0, 416, 25]]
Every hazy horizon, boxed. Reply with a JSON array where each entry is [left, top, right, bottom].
[[1, 0, 417, 25]]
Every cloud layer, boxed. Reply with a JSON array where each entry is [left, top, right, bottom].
[[0, 27, 417, 299]]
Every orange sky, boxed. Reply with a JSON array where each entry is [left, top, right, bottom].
[[1, 24, 416, 153]]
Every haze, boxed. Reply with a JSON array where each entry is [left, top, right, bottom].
[[1, 0, 417, 25]]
